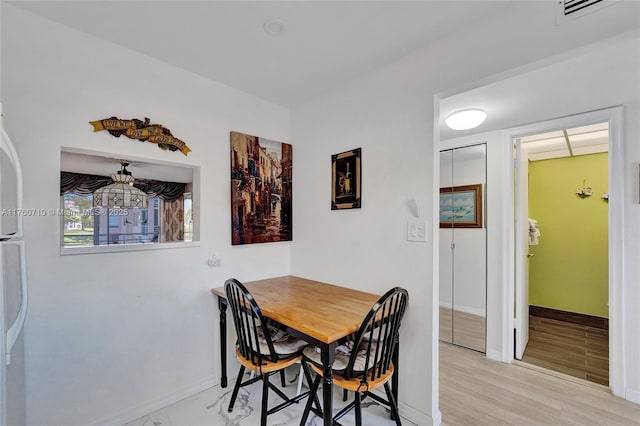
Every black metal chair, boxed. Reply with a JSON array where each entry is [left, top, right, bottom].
[[299, 287, 409, 426], [225, 278, 317, 426]]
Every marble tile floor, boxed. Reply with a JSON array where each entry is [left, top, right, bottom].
[[124, 365, 415, 426]]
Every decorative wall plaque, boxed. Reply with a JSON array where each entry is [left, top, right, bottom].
[[89, 116, 191, 156]]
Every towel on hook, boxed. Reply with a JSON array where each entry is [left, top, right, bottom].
[[528, 218, 541, 246]]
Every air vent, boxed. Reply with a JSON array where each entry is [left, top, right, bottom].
[[556, 0, 623, 24]]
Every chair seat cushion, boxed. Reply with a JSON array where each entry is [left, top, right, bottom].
[[257, 325, 307, 356], [303, 340, 378, 373], [307, 359, 394, 392]]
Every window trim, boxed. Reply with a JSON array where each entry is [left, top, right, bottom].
[[60, 240, 200, 256], [59, 147, 200, 255]]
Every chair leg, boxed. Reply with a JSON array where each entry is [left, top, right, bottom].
[[384, 382, 402, 426], [301, 360, 322, 412], [354, 391, 362, 426], [261, 373, 270, 426], [343, 388, 348, 401], [280, 369, 286, 387], [228, 366, 245, 412], [299, 374, 322, 426], [296, 363, 304, 396]]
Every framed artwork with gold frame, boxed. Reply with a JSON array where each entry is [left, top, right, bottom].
[[331, 148, 361, 210], [439, 184, 483, 228]]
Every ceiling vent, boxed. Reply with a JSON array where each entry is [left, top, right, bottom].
[[555, 0, 622, 24]]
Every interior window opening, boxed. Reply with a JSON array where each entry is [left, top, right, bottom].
[[60, 150, 197, 250]]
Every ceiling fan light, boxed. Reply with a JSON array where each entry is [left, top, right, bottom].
[[445, 109, 487, 130]]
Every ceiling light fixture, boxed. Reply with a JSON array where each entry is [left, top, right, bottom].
[[263, 19, 286, 36], [445, 109, 487, 130], [93, 161, 148, 209]]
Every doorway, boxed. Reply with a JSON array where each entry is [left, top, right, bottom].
[[514, 121, 610, 386]]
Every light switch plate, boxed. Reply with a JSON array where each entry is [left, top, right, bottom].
[[407, 221, 427, 242]]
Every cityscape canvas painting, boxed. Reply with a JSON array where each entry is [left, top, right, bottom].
[[230, 131, 292, 245]]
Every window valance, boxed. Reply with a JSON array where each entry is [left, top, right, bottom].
[[60, 171, 187, 201]]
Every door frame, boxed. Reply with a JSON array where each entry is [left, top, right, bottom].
[[503, 106, 625, 397], [513, 136, 531, 360]]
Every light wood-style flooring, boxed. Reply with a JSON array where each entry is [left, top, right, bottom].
[[439, 306, 486, 353], [522, 315, 609, 386], [440, 342, 640, 425]]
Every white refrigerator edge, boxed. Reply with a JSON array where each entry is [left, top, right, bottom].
[[1, 104, 29, 426]]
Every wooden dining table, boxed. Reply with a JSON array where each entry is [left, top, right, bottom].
[[211, 275, 401, 426]]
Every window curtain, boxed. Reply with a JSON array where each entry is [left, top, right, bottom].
[[161, 196, 184, 242], [60, 172, 112, 196], [60, 171, 186, 201]]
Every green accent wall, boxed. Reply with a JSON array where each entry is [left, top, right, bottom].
[[529, 152, 608, 318]]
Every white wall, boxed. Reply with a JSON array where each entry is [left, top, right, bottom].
[[290, 2, 640, 424], [2, 5, 291, 425]]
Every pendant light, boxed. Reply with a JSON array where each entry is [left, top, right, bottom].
[[93, 161, 148, 209]]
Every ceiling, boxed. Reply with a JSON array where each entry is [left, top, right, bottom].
[[8, 0, 638, 144], [440, 121, 610, 161], [521, 122, 608, 161], [8, 0, 512, 107], [60, 150, 194, 183], [438, 28, 639, 142]]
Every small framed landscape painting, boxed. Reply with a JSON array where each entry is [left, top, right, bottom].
[[439, 184, 483, 228]]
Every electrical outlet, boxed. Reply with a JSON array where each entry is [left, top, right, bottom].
[[207, 252, 221, 267]]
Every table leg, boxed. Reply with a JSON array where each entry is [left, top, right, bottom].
[[321, 343, 336, 426], [218, 297, 228, 388]]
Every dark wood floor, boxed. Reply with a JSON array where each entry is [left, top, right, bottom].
[[521, 315, 609, 386]]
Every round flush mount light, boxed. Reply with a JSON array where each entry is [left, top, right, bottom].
[[445, 109, 487, 130], [263, 19, 286, 36]]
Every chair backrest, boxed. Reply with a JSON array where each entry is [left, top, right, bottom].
[[343, 287, 409, 383], [225, 278, 279, 365]]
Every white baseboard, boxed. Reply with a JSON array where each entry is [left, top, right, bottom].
[[90, 376, 216, 426], [626, 388, 640, 404], [398, 399, 433, 425], [431, 409, 442, 426], [439, 302, 486, 318], [485, 348, 503, 362], [369, 388, 434, 425]]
